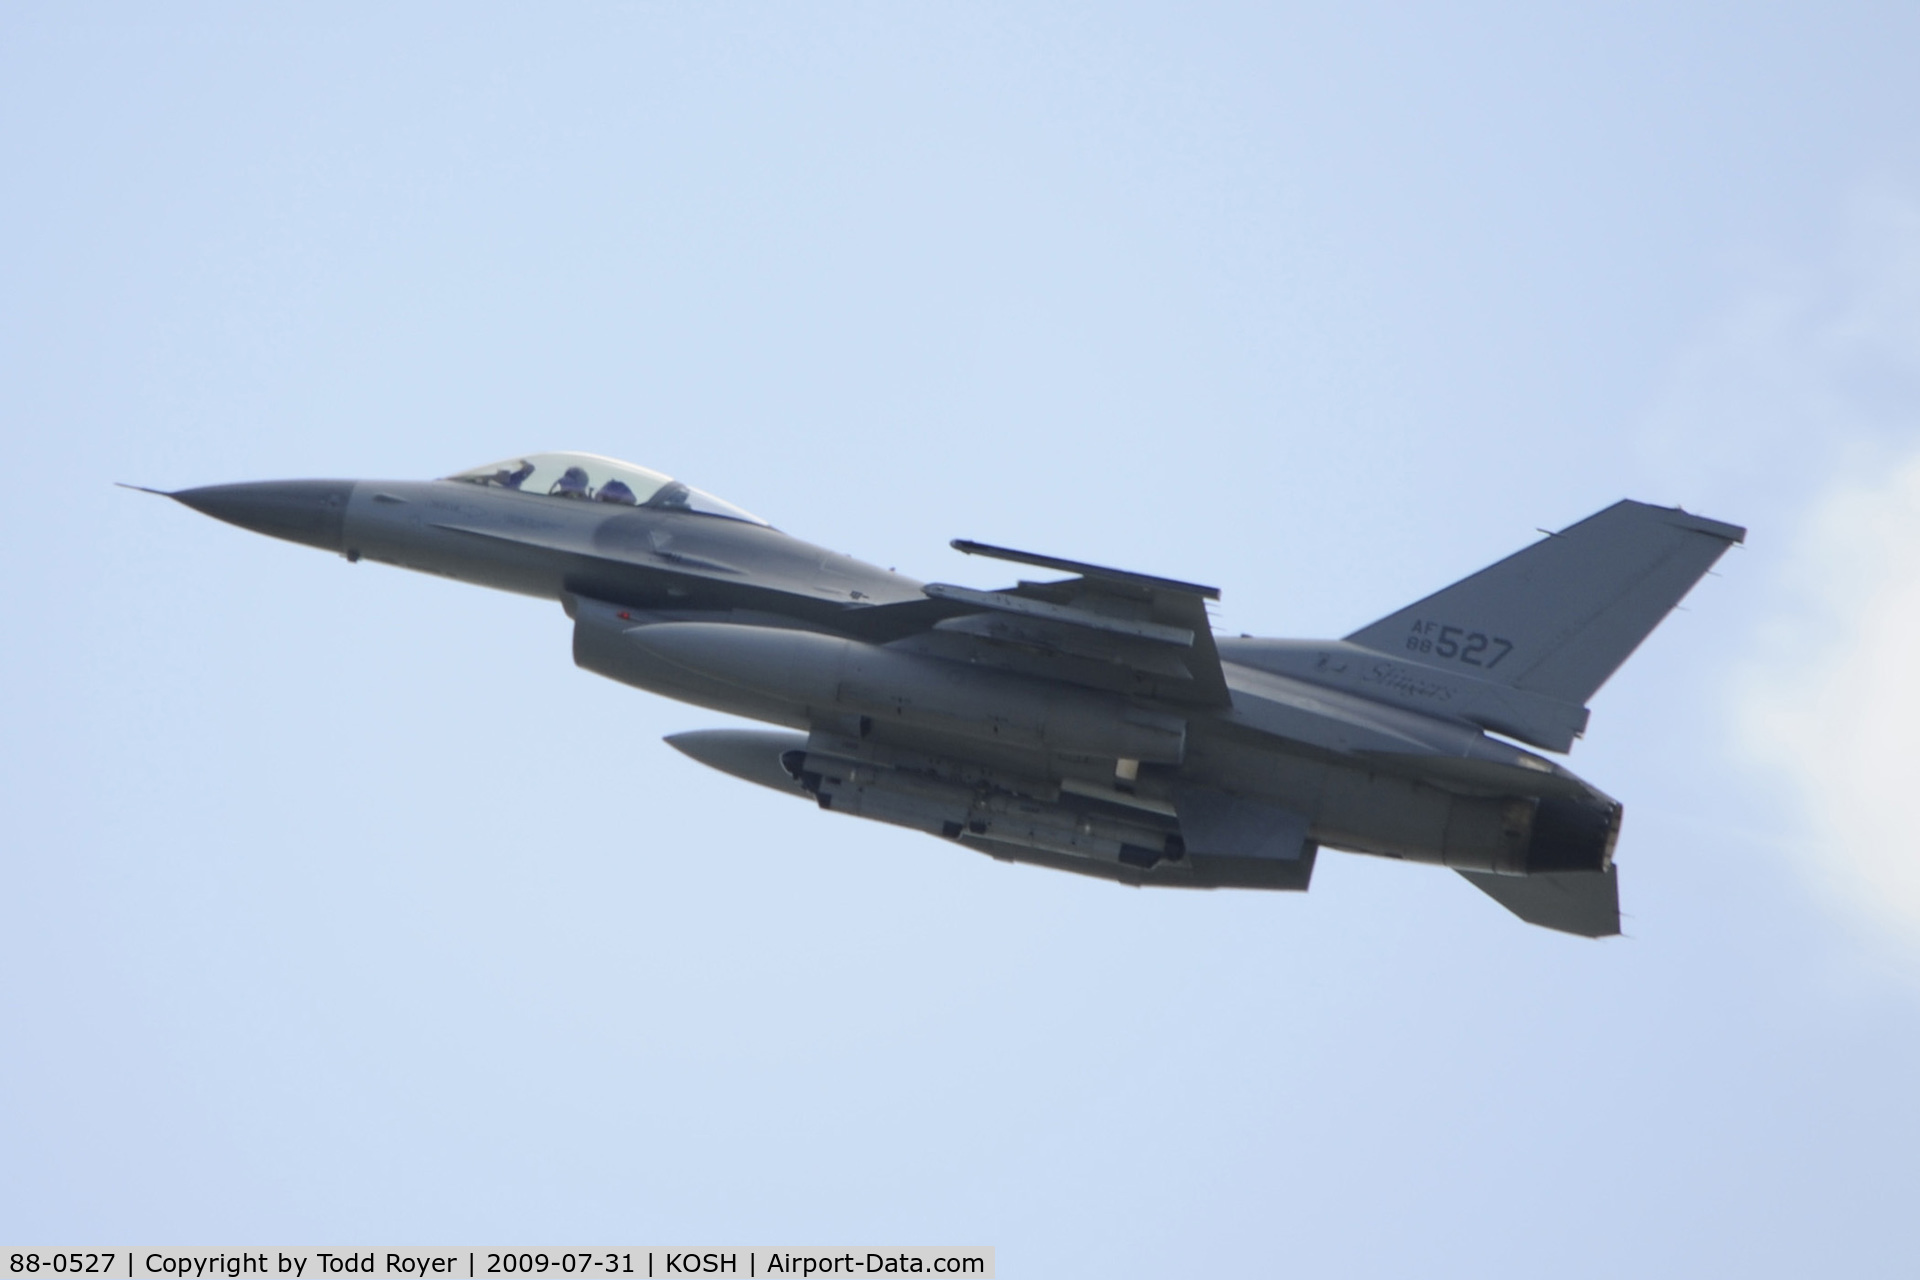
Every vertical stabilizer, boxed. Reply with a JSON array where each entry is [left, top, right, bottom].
[[1344, 501, 1744, 710]]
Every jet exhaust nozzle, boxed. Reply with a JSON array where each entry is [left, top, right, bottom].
[[1526, 795, 1621, 873]]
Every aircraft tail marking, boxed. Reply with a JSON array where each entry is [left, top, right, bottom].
[[1344, 501, 1744, 711]]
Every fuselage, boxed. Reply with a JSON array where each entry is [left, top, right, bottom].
[[172, 463, 1617, 887], [158, 455, 1752, 936]]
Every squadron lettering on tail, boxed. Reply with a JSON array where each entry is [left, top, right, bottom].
[[138, 452, 1743, 938]]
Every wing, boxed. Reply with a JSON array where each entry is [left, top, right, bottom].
[[840, 540, 1232, 708]]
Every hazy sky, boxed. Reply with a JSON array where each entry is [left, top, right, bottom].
[[5, 4, 1919, 1276]]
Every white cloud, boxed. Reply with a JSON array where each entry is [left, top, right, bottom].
[[1677, 190, 1920, 954], [1737, 456, 1920, 951]]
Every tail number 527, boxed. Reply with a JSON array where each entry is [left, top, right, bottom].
[[1405, 621, 1512, 669]]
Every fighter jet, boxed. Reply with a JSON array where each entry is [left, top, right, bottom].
[[141, 451, 1744, 937]]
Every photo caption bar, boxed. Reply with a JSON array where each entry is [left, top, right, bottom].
[[5, 1251, 992, 1280]]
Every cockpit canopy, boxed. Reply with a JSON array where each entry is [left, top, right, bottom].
[[443, 452, 768, 526]]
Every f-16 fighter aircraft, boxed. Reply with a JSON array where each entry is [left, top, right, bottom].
[[140, 452, 1744, 937]]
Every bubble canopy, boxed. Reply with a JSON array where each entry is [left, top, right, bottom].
[[443, 452, 768, 526]]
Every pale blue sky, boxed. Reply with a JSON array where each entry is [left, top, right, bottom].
[[5, 4, 1920, 1276]]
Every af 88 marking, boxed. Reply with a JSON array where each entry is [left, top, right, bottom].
[[1404, 620, 1512, 668]]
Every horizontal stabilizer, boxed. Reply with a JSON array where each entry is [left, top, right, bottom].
[[1345, 501, 1744, 711], [1458, 867, 1620, 937]]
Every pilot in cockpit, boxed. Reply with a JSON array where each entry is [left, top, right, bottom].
[[444, 453, 770, 526], [489, 459, 535, 490], [551, 465, 592, 499], [645, 480, 693, 511]]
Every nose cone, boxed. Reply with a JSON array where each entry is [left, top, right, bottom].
[[171, 480, 354, 553]]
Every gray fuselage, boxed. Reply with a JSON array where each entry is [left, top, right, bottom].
[[163, 459, 1740, 936]]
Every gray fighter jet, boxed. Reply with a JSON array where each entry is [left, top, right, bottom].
[[142, 451, 1744, 936]]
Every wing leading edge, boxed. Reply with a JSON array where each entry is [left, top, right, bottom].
[[842, 540, 1232, 707]]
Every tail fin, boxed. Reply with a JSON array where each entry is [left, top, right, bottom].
[[1345, 501, 1745, 709]]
